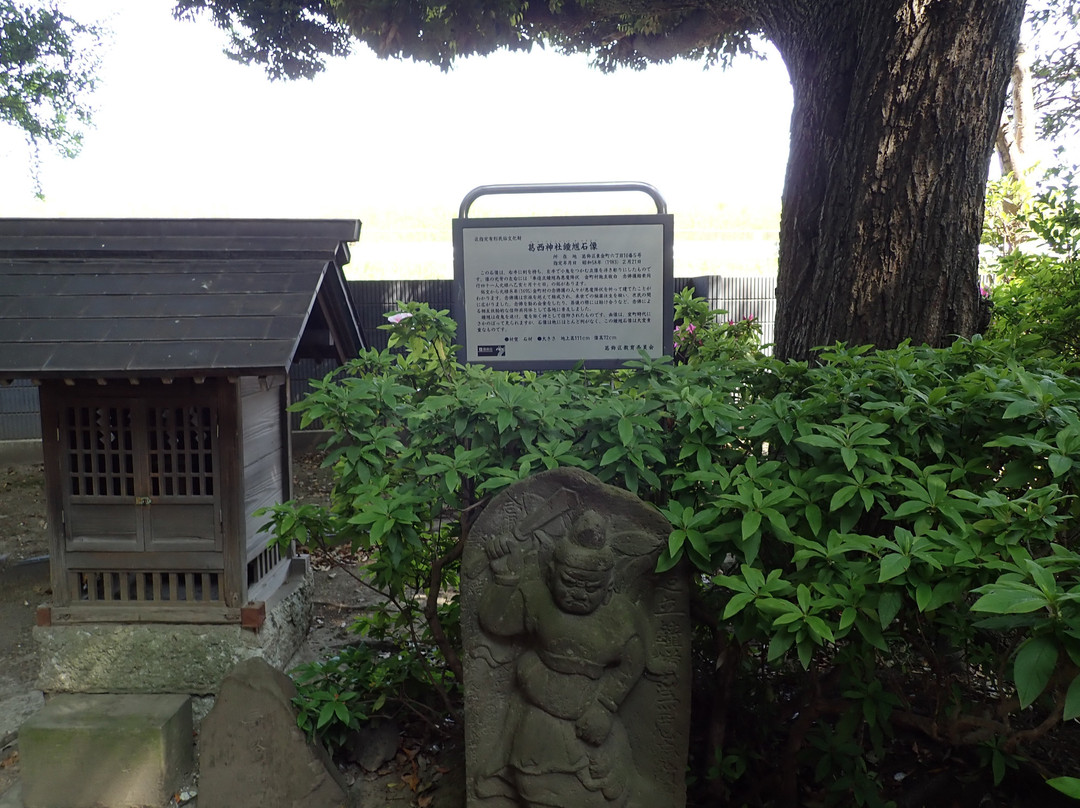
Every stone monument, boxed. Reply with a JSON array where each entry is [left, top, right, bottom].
[[461, 467, 690, 808]]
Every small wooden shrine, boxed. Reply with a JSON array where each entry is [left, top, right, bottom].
[[0, 218, 363, 626]]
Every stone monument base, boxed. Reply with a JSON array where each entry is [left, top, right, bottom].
[[33, 560, 312, 695], [19, 693, 193, 808]]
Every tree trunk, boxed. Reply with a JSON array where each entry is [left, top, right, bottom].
[[997, 40, 1036, 180], [766, 0, 1024, 361]]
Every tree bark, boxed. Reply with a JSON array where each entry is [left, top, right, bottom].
[[764, 0, 1024, 361]]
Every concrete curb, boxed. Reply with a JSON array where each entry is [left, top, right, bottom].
[[0, 440, 42, 468]]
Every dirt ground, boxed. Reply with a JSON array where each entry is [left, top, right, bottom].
[[0, 451, 464, 808]]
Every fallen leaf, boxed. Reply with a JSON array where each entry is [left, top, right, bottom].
[[418, 795, 434, 807]]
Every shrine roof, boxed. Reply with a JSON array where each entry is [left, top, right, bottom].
[[0, 218, 364, 381]]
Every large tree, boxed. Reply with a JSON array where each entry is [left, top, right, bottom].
[[176, 0, 1025, 360]]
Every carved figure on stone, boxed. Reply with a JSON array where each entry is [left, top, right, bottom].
[[461, 468, 690, 808]]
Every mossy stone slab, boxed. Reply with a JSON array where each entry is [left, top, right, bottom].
[[19, 693, 192, 808]]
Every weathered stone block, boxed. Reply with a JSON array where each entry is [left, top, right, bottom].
[[197, 656, 350, 808], [19, 693, 193, 808], [462, 467, 691, 808]]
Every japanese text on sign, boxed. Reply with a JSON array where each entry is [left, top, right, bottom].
[[458, 221, 670, 368]]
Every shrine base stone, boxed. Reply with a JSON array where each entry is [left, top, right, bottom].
[[34, 563, 312, 694]]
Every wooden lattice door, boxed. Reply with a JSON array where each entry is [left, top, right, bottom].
[[61, 397, 222, 554]]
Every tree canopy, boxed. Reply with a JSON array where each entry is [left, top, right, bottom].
[[172, 1, 762, 76], [1, 1, 103, 195], [179, 1, 1024, 360]]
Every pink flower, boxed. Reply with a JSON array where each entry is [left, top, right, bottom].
[[387, 312, 413, 324]]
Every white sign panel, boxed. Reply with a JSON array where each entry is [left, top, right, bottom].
[[454, 215, 673, 369]]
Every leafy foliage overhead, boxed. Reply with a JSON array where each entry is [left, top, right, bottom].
[[1028, 0, 1080, 139], [0, 0, 102, 191], [173, 0, 351, 80], [173, 0, 762, 75]]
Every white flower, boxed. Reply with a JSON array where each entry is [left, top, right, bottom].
[[387, 312, 413, 324]]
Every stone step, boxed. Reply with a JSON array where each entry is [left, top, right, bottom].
[[19, 694, 193, 808]]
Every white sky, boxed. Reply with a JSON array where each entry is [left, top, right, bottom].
[[0, 0, 795, 223]]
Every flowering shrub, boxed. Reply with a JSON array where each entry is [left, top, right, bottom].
[[264, 304, 1080, 805], [672, 286, 764, 362]]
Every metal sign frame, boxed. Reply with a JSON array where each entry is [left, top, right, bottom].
[[453, 182, 674, 371]]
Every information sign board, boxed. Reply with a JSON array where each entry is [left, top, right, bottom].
[[453, 213, 674, 370]]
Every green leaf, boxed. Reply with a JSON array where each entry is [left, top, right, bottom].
[[317, 701, 335, 729], [687, 529, 711, 560], [915, 582, 932, 612], [992, 748, 1006, 786], [879, 553, 910, 583], [891, 500, 928, 519], [742, 532, 762, 566], [767, 631, 795, 661], [1049, 453, 1074, 477], [805, 616, 835, 644], [797, 637, 813, 669], [840, 446, 857, 470], [830, 486, 858, 512], [1025, 558, 1059, 598], [1064, 674, 1080, 722], [655, 547, 683, 573], [857, 617, 890, 652], [795, 434, 841, 449], [1014, 636, 1059, 709], [971, 587, 1050, 614], [334, 700, 351, 724], [1047, 777, 1080, 799], [878, 591, 902, 629], [723, 591, 756, 619], [924, 581, 962, 612], [763, 508, 791, 539], [742, 565, 766, 592], [600, 445, 625, 466], [667, 529, 686, 558], [741, 510, 762, 541], [445, 468, 461, 493], [497, 409, 512, 433], [1004, 398, 1039, 419], [839, 606, 857, 631]]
